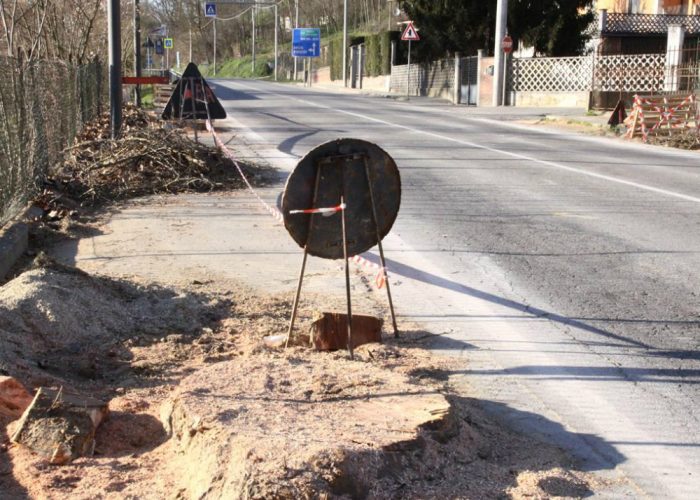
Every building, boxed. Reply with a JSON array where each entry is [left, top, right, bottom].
[[595, 0, 700, 54]]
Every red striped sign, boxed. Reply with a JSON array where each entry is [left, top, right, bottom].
[[122, 76, 170, 85]]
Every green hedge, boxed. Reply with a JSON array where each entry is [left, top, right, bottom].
[[328, 31, 400, 81]]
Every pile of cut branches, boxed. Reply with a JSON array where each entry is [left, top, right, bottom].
[[51, 106, 250, 204], [648, 130, 700, 150]]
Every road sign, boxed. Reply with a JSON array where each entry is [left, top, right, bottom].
[[502, 35, 513, 54], [401, 22, 420, 41], [155, 38, 164, 55], [162, 63, 227, 120], [204, 3, 217, 17], [164, 38, 174, 50], [292, 28, 321, 58]]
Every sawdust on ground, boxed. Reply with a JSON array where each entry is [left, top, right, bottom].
[[0, 258, 630, 499]]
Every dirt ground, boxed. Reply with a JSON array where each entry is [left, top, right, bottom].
[[0, 108, 631, 498], [0, 208, 634, 499]]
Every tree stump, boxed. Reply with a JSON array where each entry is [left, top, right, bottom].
[[310, 312, 383, 351]]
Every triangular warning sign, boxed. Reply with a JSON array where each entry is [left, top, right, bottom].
[[401, 22, 420, 41], [162, 63, 227, 120]]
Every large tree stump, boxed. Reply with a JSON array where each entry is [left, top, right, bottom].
[[310, 312, 383, 351]]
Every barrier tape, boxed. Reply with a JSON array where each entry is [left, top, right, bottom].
[[204, 117, 388, 289], [289, 203, 346, 215]]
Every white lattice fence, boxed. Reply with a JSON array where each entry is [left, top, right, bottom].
[[510, 56, 593, 92], [593, 53, 666, 92]]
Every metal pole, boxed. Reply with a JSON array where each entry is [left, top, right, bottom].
[[108, 0, 122, 139], [363, 158, 399, 337], [406, 39, 411, 98], [189, 24, 193, 62], [213, 17, 217, 76], [340, 195, 354, 359], [493, 0, 508, 106], [501, 51, 508, 106], [274, 4, 278, 81], [342, 0, 348, 86], [252, 8, 256, 74], [286, 163, 323, 347], [294, 0, 299, 80], [134, 0, 141, 107]]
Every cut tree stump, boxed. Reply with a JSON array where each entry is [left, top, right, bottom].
[[11, 388, 109, 464], [310, 312, 383, 351]]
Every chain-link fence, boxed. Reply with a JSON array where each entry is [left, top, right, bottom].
[[0, 57, 105, 226]]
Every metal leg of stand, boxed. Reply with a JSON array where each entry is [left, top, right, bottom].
[[340, 195, 354, 359], [285, 162, 323, 347], [286, 250, 309, 348], [363, 158, 399, 338]]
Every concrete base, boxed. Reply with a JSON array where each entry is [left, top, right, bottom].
[[513, 91, 590, 109]]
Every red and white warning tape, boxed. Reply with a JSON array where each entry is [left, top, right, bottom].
[[205, 119, 284, 223], [205, 119, 389, 289], [289, 203, 346, 215]]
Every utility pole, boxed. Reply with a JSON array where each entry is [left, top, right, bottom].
[[134, 0, 141, 107], [274, 3, 278, 81], [108, 0, 122, 138], [342, 0, 348, 86], [493, 0, 508, 106], [293, 0, 299, 80], [252, 7, 256, 74], [213, 16, 217, 75]]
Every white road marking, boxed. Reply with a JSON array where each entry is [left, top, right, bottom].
[[229, 80, 700, 205]]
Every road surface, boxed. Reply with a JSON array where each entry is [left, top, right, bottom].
[[206, 80, 700, 497]]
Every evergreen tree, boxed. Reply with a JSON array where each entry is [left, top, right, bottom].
[[399, 0, 594, 60]]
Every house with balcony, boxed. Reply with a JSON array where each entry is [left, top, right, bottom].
[[595, 0, 700, 54]]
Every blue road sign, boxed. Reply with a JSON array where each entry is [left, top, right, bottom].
[[205, 3, 217, 17], [155, 38, 164, 55], [292, 28, 321, 58]]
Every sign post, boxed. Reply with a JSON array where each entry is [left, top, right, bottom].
[[205, 2, 217, 75], [401, 21, 420, 99], [293, 28, 321, 87], [501, 34, 513, 106]]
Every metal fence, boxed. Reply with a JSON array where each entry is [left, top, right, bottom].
[[0, 58, 105, 225]]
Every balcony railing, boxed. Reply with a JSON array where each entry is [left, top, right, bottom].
[[601, 12, 700, 35]]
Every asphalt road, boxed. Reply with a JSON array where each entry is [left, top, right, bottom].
[[211, 79, 700, 498]]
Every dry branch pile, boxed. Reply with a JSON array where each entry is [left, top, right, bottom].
[[50, 106, 251, 205], [648, 130, 700, 150]]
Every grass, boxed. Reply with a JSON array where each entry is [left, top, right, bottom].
[[202, 54, 275, 79]]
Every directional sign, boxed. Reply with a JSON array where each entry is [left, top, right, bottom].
[[292, 28, 321, 58], [401, 22, 420, 41], [204, 3, 217, 17], [164, 38, 174, 50]]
